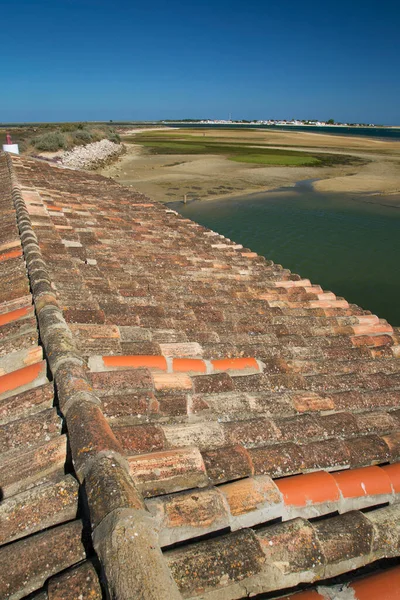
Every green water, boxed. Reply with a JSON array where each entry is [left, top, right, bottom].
[[170, 184, 400, 326]]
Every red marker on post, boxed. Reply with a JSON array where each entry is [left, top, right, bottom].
[[2, 132, 19, 154]]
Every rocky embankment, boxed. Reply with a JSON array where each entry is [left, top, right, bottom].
[[60, 139, 125, 170]]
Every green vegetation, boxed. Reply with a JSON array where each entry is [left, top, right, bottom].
[[32, 131, 66, 151], [130, 132, 363, 168], [32, 125, 120, 152], [229, 154, 318, 166], [1, 123, 121, 153]]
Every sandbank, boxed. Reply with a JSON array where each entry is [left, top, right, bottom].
[[99, 128, 400, 203]]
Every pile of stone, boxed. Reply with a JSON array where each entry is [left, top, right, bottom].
[[60, 139, 124, 170]]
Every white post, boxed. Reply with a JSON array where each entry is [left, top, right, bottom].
[[2, 144, 19, 155], [3, 133, 19, 154]]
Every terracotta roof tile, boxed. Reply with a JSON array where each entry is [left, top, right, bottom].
[[202, 444, 253, 483], [220, 475, 282, 529], [0, 435, 68, 499], [167, 529, 266, 596], [148, 487, 230, 547], [0, 520, 86, 599], [364, 503, 400, 558], [381, 462, 400, 493], [250, 442, 305, 477], [355, 410, 398, 435], [46, 561, 102, 600], [66, 400, 123, 478], [0, 381, 54, 425], [333, 465, 392, 498], [382, 431, 400, 460], [85, 455, 144, 528], [0, 304, 34, 326], [113, 423, 166, 453], [193, 371, 234, 393], [0, 360, 47, 397], [0, 475, 79, 545], [350, 566, 400, 600], [281, 565, 400, 598], [163, 504, 400, 596], [89, 367, 154, 392], [134, 463, 400, 542], [153, 372, 193, 390], [276, 471, 340, 507], [346, 434, 391, 466], [2, 151, 400, 599], [128, 446, 209, 497], [312, 511, 373, 573], [259, 517, 325, 575], [0, 406, 61, 453]]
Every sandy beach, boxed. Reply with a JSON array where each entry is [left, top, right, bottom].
[[100, 128, 400, 203]]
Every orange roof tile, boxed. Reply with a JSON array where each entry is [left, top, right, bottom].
[[0, 305, 33, 326], [381, 463, 400, 493], [350, 566, 400, 599], [332, 465, 393, 498], [173, 357, 207, 373], [103, 354, 168, 371], [0, 248, 23, 262], [211, 357, 260, 372], [0, 361, 46, 395], [276, 471, 340, 506]]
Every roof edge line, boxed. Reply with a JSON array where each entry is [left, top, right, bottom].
[[5, 154, 182, 600]]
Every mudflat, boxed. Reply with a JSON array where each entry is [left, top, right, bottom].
[[100, 127, 400, 203]]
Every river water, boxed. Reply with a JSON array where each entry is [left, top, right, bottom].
[[169, 183, 400, 326]]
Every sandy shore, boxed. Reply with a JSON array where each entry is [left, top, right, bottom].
[[100, 128, 400, 203]]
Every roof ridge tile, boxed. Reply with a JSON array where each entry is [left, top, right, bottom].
[[5, 152, 182, 599]]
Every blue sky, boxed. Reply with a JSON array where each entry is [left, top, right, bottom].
[[0, 0, 399, 124]]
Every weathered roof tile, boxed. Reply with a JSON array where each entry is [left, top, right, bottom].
[[0, 520, 86, 600], [46, 561, 102, 600], [0, 407, 61, 453], [167, 529, 266, 596], [128, 446, 209, 496], [2, 151, 400, 600], [0, 475, 79, 546], [0, 381, 54, 425], [202, 444, 253, 483]]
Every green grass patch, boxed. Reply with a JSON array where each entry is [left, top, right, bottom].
[[229, 154, 319, 166], [130, 133, 365, 168], [139, 141, 208, 153], [133, 136, 320, 166]]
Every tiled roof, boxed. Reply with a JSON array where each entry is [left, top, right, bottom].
[[0, 153, 101, 600], [1, 150, 400, 599], [281, 564, 400, 599]]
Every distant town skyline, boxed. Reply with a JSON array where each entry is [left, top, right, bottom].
[[1, 0, 399, 125]]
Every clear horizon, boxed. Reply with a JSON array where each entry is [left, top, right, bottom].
[[1, 0, 399, 125], [1, 119, 399, 127]]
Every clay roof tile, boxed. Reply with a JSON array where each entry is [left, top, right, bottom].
[[2, 151, 400, 599]]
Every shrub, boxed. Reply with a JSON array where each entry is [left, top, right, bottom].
[[72, 129, 93, 145], [107, 132, 120, 143], [60, 123, 78, 132], [33, 132, 66, 151], [88, 128, 106, 142]]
